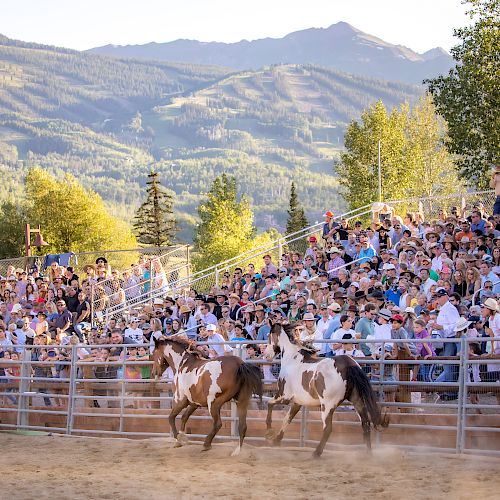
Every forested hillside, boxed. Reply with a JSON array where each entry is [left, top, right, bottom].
[[0, 35, 422, 239]]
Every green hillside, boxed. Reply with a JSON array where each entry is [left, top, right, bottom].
[[0, 36, 422, 240]]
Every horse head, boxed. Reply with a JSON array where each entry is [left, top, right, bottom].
[[263, 319, 298, 360]]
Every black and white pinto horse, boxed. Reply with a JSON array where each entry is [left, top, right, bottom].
[[264, 321, 388, 457]]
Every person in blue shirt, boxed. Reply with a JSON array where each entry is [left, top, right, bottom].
[[358, 235, 377, 263]]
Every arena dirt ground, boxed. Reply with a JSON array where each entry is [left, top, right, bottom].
[[1, 433, 499, 499]]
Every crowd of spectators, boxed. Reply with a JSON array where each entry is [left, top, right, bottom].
[[1, 201, 500, 408]]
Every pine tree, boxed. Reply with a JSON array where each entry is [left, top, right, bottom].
[[285, 182, 309, 235], [193, 174, 255, 269], [133, 171, 177, 247]]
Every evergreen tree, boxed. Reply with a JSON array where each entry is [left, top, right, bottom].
[[285, 182, 309, 235], [193, 174, 255, 269], [427, 0, 500, 187], [133, 171, 177, 247]]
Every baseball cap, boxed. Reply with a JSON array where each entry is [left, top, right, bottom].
[[328, 302, 342, 312], [323, 211, 334, 218], [434, 288, 448, 297], [390, 314, 404, 323], [206, 324, 217, 332]]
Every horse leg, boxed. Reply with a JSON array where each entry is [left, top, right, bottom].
[[231, 398, 249, 457], [312, 404, 335, 458], [350, 393, 372, 452], [178, 403, 198, 445], [273, 402, 301, 446], [168, 397, 189, 447], [265, 396, 284, 441], [201, 401, 223, 452]]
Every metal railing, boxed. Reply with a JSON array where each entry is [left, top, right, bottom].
[[1, 338, 498, 455], [89, 245, 191, 325]]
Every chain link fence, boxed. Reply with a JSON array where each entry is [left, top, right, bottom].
[[0, 245, 190, 278]]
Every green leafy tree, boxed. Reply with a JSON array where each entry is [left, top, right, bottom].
[[133, 171, 177, 247], [25, 167, 137, 253], [427, 0, 500, 187], [0, 201, 27, 258], [285, 182, 309, 235], [336, 97, 461, 208], [193, 174, 255, 269]]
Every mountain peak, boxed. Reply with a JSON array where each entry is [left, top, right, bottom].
[[89, 23, 454, 84], [422, 47, 450, 60]]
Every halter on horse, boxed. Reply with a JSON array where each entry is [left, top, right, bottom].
[[152, 336, 263, 455], [264, 321, 388, 457]]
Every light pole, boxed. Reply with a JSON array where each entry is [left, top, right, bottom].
[[378, 139, 382, 203]]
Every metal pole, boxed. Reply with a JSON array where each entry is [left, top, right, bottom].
[[17, 347, 31, 429], [378, 139, 382, 203], [119, 354, 126, 433], [90, 283, 95, 328], [230, 344, 241, 439], [215, 266, 219, 288], [66, 345, 78, 435], [278, 238, 283, 266], [186, 245, 191, 283], [456, 336, 468, 453]]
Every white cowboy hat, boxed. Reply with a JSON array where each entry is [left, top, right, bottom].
[[303, 312, 316, 321], [454, 317, 472, 332], [482, 298, 498, 312]]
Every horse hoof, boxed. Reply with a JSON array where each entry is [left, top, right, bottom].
[[177, 432, 189, 445], [312, 451, 322, 459], [231, 445, 241, 457], [201, 445, 211, 452], [272, 438, 282, 447], [173, 440, 183, 448], [265, 429, 276, 442]]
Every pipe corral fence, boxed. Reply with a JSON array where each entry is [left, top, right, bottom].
[[0, 338, 499, 456]]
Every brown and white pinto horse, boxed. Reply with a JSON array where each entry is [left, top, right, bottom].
[[264, 322, 388, 457], [152, 336, 262, 455]]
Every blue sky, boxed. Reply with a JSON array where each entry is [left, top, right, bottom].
[[1, 0, 470, 53]]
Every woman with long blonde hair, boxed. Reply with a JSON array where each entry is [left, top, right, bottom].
[[465, 267, 481, 300]]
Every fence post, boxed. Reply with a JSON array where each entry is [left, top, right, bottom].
[[456, 336, 468, 454], [299, 406, 307, 447], [16, 347, 32, 430], [230, 343, 241, 439], [66, 345, 78, 435], [215, 266, 219, 288]]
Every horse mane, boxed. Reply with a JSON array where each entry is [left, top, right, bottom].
[[157, 335, 207, 359]]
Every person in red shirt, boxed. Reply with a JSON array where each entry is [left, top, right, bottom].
[[455, 219, 475, 242]]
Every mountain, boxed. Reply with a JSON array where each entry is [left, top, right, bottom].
[[90, 22, 454, 84], [0, 34, 421, 240]]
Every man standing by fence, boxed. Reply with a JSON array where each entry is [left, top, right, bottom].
[[431, 288, 460, 399]]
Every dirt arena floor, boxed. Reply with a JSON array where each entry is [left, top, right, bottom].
[[1, 432, 499, 499]]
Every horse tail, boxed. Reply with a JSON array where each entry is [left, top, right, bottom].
[[236, 362, 263, 403], [346, 365, 389, 430]]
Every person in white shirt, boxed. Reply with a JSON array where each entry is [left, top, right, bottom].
[[431, 288, 461, 389], [420, 268, 437, 299], [124, 318, 145, 344], [373, 308, 393, 355], [202, 324, 233, 357], [329, 315, 357, 354], [335, 333, 364, 358], [298, 312, 324, 351], [315, 305, 332, 356], [481, 299, 500, 402]]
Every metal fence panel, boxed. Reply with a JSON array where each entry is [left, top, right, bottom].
[[1, 339, 498, 454]]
